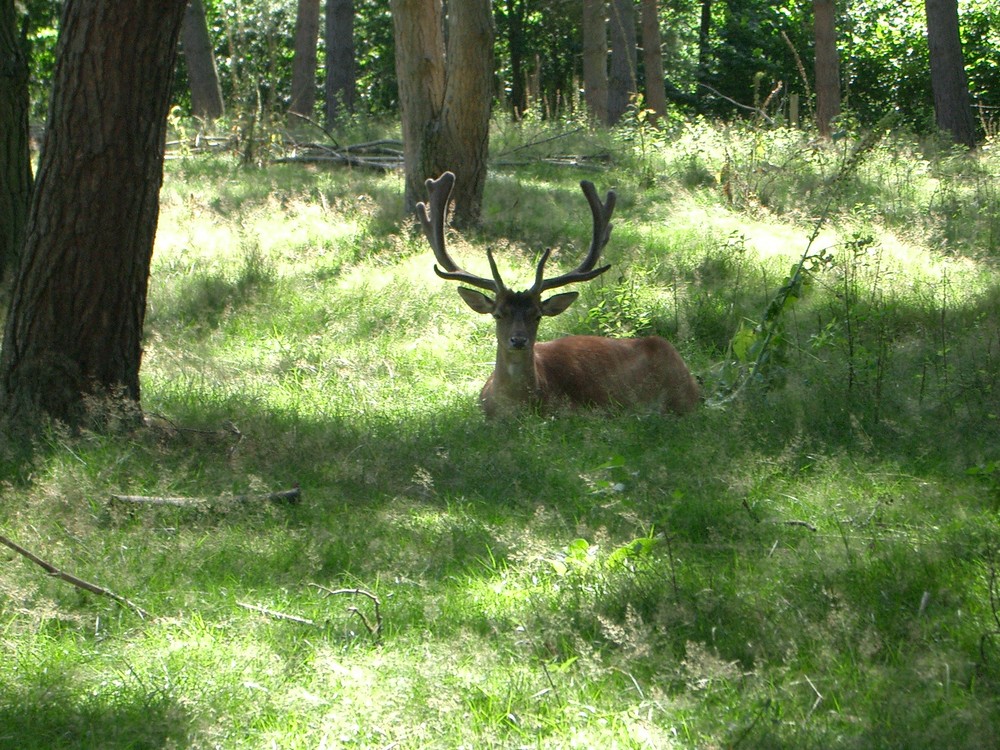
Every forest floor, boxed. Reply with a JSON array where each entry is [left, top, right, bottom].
[[2, 118, 999, 748]]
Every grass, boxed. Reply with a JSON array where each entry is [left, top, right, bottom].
[[2, 117, 1000, 748]]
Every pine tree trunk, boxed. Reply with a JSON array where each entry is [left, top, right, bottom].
[[180, 0, 224, 120], [924, 0, 976, 148], [640, 0, 666, 122], [325, 0, 356, 122], [431, 0, 494, 224], [392, 0, 493, 225], [0, 0, 32, 282], [0, 0, 187, 429], [504, 0, 528, 119], [813, 0, 840, 138], [582, 0, 609, 125], [608, 0, 637, 124], [289, 0, 321, 117]]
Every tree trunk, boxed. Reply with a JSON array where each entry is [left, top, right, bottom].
[[504, 0, 528, 119], [640, 0, 666, 122], [180, 0, 224, 120], [696, 0, 711, 109], [392, 0, 493, 226], [325, 0, 356, 122], [813, 0, 840, 138], [0, 0, 32, 282], [607, 0, 637, 124], [289, 0, 321, 117], [0, 0, 188, 429], [582, 0, 609, 125], [924, 0, 976, 148]]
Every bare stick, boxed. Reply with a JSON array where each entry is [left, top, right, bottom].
[[109, 486, 301, 508], [0, 533, 150, 620], [311, 584, 383, 642], [237, 601, 317, 626]]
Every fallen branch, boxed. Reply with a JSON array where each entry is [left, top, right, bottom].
[[311, 584, 383, 642], [272, 153, 398, 171], [109, 486, 301, 509], [0, 533, 150, 619], [237, 601, 316, 626]]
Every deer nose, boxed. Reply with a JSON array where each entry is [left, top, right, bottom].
[[509, 335, 529, 350]]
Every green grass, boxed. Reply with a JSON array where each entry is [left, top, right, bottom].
[[2, 119, 1000, 748]]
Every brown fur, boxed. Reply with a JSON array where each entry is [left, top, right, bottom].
[[480, 334, 700, 418]]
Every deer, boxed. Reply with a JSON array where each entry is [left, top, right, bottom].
[[416, 171, 699, 418]]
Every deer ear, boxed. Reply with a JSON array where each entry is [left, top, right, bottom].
[[541, 291, 579, 317], [457, 286, 496, 314]]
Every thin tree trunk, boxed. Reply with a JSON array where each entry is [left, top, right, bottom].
[[640, 0, 666, 122], [924, 0, 976, 148], [0, 0, 32, 281], [0, 0, 187, 429], [582, 0, 609, 125], [505, 0, 527, 119], [325, 0, 356, 122], [813, 0, 840, 138], [180, 0, 224, 120], [696, 0, 711, 109], [607, 0, 637, 124], [289, 0, 321, 117]]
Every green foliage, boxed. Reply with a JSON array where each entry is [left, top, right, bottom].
[[4, 119, 1000, 748], [22, 1, 1000, 141]]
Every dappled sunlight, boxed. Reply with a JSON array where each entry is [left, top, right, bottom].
[[7, 119, 1000, 748]]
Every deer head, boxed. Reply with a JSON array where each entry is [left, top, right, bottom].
[[417, 171, 615, 355]]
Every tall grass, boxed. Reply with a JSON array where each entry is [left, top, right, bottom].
[[1, 118, 999, 748]]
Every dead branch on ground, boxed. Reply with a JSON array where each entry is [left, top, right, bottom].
[[237, 601, 316, 626], [109, 486, 301, 509], [0, 533, 150, 619], [311, 583, 383, 643]]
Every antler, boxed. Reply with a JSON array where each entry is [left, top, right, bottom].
[[416, 171, 500, 292], [532, 180, 615, 293]]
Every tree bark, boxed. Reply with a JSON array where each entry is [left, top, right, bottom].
[[325, 0, 356, 122], [696, 0, 711, 108], [0, 0, 32, 282], [640, 0, 666, 122], [289, 0, 321, 117], [924, 0, 976, 148], [0, 0, 188, 429], [180, 0, 224, 121], [813, 0, 840, 138], [607, 0, 637, 124], [504, 0, 528, 118], [392, 0, 493, 225], [582, 0, 609, 125]]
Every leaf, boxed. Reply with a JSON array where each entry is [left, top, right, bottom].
[[732, 322, 758, 362]]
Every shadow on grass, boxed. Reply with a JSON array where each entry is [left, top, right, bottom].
[[0, 682, 192, 750]]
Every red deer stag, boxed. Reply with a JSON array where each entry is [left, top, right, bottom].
[[417, 172, 699, 417]]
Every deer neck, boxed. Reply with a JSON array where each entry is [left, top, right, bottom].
[[493, 343, 541, 402]]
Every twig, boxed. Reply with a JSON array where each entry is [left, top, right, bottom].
[[237, 601, 316, 626], [311, 584, 383, 642], [287, 111, 342, 149], [698, 82, 774, 125], [109, 486, 301, 508], [493, 127, 585, 158], [0, 533, 150, 619]]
